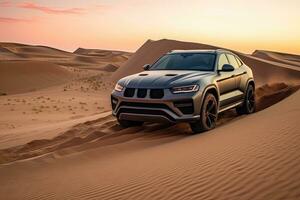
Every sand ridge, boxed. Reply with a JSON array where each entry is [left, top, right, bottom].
[[252, 50, 300, 67]]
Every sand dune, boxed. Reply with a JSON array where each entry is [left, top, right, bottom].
[[0, 85, 299, 200], [0, 42, 131, 71], [0, 42, 72, 59], [0, 46, 20, 60], [113, 39, 300, 85], [252, 50, 300, 67], [102, 64, 119, 72], [0, 43, 132, 93], [74, 47, 131, 57], [74, 48, 132, 63], [0, 60, 74, 94], [73, 55, 101, 64]]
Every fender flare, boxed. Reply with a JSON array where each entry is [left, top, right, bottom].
[[245, 78, 255, 92], [241, 78, 255, 100], [198, 84, 219, 113]]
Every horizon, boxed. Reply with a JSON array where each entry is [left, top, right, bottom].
[[2, 39, 300, 56], [1, 0, 300, 54]]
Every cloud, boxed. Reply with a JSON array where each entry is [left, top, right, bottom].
[[0, 16, 33, 23], [0, 0, 12, 7], [95, 4, 110, 10], [18, 2, 85, 15]]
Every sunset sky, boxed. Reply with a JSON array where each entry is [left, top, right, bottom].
[[1, 0, 300, 54]]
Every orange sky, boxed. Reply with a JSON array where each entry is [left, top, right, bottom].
[[1, 0, 300, 54]]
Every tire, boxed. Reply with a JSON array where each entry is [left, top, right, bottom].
[[236, 84, 256, 115], [190, 93, 218, 133], [117, 118, 144, 128]]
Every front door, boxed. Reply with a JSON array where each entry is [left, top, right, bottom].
[[216, 54, 236, 95]]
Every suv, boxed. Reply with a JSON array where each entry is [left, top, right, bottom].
[[111, 49, 255, 133]]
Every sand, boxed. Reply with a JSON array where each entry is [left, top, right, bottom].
[[0, 86, 299, 200], [0, 40, 299, 200]]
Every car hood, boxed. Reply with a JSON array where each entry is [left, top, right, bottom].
[[119, 70, 213, 89]]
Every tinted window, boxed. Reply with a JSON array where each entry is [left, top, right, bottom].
[[150, 53, 216, 71], [226, 54, 239, 69], [218, 54, 229, 69], [235, 56, 243, 67]]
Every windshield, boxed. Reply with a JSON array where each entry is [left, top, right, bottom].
[[150, 53, 216, 71]]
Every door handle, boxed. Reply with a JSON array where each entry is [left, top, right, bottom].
[[235, 71, 247, 77]]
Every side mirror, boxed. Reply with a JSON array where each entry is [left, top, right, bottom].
[[143, 64, 150, 71], [219, 64, 234, 72]]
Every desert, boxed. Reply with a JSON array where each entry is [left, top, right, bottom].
[[0, 38, 299, 199]]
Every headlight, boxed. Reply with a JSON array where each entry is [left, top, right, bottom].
[[171, 85, 199, 94], [114, 83, 124, 92]]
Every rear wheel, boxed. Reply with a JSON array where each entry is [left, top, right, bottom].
[[190, 93, 218, 133], [236, 84, 256, 115], [117, 118, 144, 128]]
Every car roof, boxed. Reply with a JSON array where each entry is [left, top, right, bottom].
[[168, 49, 232, 54]]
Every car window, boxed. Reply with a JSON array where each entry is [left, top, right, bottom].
[[218, 54, 229, 69], [235, 56, 243, 67], [226, 54, 239, 69], [150, 53, 216, 71]]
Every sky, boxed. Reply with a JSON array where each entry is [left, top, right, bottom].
[[1, 0, 300, 54]]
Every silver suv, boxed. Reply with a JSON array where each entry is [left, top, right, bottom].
[[111, 49, 255, 133]]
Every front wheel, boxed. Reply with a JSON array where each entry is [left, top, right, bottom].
[[190, 93, 218, 134], [236, 84, 256, 115], [117, 118, 144, 128]]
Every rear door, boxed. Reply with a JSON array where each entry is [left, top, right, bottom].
[[225, 53, 244, 102], [233, 55, 247, 91]]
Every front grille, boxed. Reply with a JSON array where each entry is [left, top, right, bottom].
[[150, 89, 164, 99], [174, 100, 194, 114], [137, 89, 147, 98], [124, 88, 135, 97], [123, 88, 164, 99]]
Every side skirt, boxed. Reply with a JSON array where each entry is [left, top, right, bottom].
[[218, 100, 243, 113], [218, 90, 244, 113]]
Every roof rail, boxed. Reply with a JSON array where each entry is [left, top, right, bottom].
[[216, 49, 231, 52]]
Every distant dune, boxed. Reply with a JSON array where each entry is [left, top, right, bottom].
[[0, 60, 74, 94], [74, 47, 132, 57], [252, 50, 300, 67], [74, 47, 132, 63], [113, 39, 300, 85], [0, 42, 72, 59], [0, 42, 132, 94], [102, 63, 119, 72], [0, 42, 132, 70]]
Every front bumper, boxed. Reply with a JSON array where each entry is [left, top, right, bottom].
[[111, 88, 202, 123]]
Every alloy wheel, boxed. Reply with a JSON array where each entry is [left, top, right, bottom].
[[204, 99, 218, 128]]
